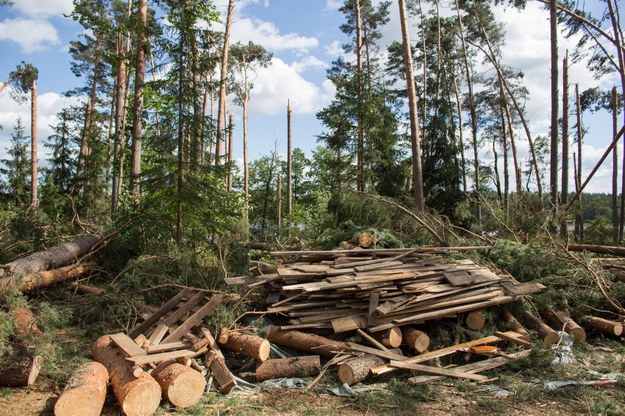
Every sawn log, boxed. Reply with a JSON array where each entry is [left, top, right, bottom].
[[54, 361, 108, 416]]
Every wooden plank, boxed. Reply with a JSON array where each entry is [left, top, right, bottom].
[[346, 342, 405, 361], [501, 281, 546, 296], [331, 315, 367, 333], [283, 272, 416, 293], [494, 331, 532, 347], [356, 329, 388, 352], [368, 292, 379, 326], [389, 360, 489, 381], [205, 350, 237, 393], [201, 327, 224, 359], [445, 269, 500, 286], [370, 331, 519, 376], [162, 291, 206, 327], [408, 349, 532, 384], [127, 349, 195, 365], [354, 260, 404, 273], [110, 333, 147, 357], [146, 341, 192, 354], [162, 295, 223, 343], [147, 324, 169, 346], [128, 288, 192, 338]]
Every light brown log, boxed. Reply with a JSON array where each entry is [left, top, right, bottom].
[[0, 353, 42, 386], [372, 327, 402, 348], [338, 355, 385, 385], [584, 316, 623, 336], [542, 308, 586, 341], [568, 243, 625, 256], [70, 281, 104, 295], [151, 360, 206, 408], [352, 232, 374, 248], [503, 310, 530, 340], [266, 326, 347, 358], [401, 327, 430, 353], [91, 335, 161, 416], [218, 331, 270, 361], [0, 234, 101, 277], [54, 362, 108, 416], [518, 309, 560, 345], [1, 263, 96, 293], [255, 355, 320, 382], [465, 310, 486, 330]]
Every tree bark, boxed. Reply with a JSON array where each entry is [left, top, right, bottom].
[[612, 87, 619, 242], [266, 326, 347, 358], [218, 331, 270, 362], [130, 0, 147, 200], [54, 362, 108, 416], [1, 263, 95, 293], [111, 32, 128, 217], [355, 0, 364, 193], [0, 354, 43, 387], [255, 355, 320, 382], [0, 234, 101, 278], [338, 354, 384, 385], [215, 0, 234, 166], [91, 335, 161, 416], [549, 0, 559, 221], [151, 360, 206, 408], [399, 0, 425, 211]]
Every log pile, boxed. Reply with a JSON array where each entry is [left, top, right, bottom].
[[227, 248, 545, 337]]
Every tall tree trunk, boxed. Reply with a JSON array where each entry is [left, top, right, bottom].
[[355, 0, 364, 192], [561, 52, 569, 239], [243, 83, 249, 201], [575, 84, 584, 240], [549, 0, 559, 224], [612, 87, 619, 242], [399, 0, 425, 211], [30, 79, 37, 209], [130, 0, 147, 200], [111, 33, 127, 217], [454, 0, 480, 219], [453, 75, 467, 193], [227, 114, 233, 191], [176, 25, 186, 244], [499, 98, 509, 215], [286, 100, 292, 217], [499, 79, 520, 195], [191, 37, 202, 170], [276, 175, 282, 239], [215, 0, 234, 167]]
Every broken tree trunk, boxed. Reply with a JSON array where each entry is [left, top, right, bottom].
[[1, 263, 96, 293], [372, 326, 402, 348], [542, 307, 586, 342], [465, 310, 486, 330], [218, 331, 270, 361], [0, 234, 102, 277], [338, 355, 385, 385], [151, 360, 206, 408], [0, 353, 43, 387], [255, 355, 321, 382], [266, 326, 347, 358], [54, 361, 108, 416], [583, 316, 623, 337], [91, 335, 161, 416], [401, 327, 430, 353]]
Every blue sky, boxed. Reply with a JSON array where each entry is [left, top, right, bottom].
[[0, 0, 621, 193]]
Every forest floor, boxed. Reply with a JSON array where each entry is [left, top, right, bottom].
[[1, 326, 624, 416]]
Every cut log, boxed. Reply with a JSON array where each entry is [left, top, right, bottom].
[[401, 327, 430, 353], [0, 353, 43, 387], [583, 316, 623, 337], [1, 263, 96, 293], [151, 360, 206, 408], [465, 310, 486, 331], [371, 327, 402, 348], [518, 309, 559, 345], [70, 282, 104, 295], [218, 331, 270, 362], [352, 232, 374, 248], [266, 326, 347, 358], [542, 308, 586, 342], [503, 310, 530, 341], [91, 335, 161, 416], [54, 361, 108, 416], [338, 355, 385, 385], [0, 234, 101, 277], [568, 243, 625, 257], [255, 355, 321, 382]]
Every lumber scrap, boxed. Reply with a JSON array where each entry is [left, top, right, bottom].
[[255, 356, 321, 382], [204, 350, 237, 393], [91, 335, 161, 416], [161, 294, 223, 343], [54, 362, 108, 416], [127, 350, 195, 366], [110, 333, 147, 357], [389, 360, 489, 381], [129, 289, 192, 338], [267, 325, 348, 357], [502, 310, 530, 341], [151, 360, 206, 408]]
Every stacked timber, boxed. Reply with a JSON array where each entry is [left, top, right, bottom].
[[227, 247, 545, 337]]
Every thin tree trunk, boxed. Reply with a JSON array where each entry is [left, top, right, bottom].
[[243, 86, 249, 200], [215, 0, 234, 166], [30, 79, 37, 209], [176, 25, 186, 244], [575, 84, 584, 239], [612, 87, 619, 242], [561, 52, 569, 239], [499, 99, 509, 214], [355, 0, 364, 192], [276, 175, 282, 239], [286, 100, 292, 217], [111, 32, 127, 217], [399, 0, 425, 211], [550, 0, 559, 223], [191, 37, 202, 170], [227, 114, 233, 191], [453, 75, 467, 193], [130, 0, 147, 200]]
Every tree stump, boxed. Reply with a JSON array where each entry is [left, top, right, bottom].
[[0, 353, 43, 387], [151, 360, 206, 408], [91, 335, 161, 416], [54, 361, 108, 416]]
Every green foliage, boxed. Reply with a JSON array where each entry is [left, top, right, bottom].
[[584, 215, 611, 245], [0, 119, 30, 208]]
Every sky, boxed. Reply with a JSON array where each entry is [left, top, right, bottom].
[[0, 0, 621, 194]]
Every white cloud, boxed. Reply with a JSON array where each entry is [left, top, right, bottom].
[[292, 55, 327, 73], [231, 17, 319, 53], [247, 57, 334, 117], [0, 18, 60, 53], [325, 0, 343, 12], [11, 0, 73, 18], [324, 40, 343, 57]]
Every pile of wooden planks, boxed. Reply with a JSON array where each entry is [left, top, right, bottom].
[[227, 247, 545, 337]]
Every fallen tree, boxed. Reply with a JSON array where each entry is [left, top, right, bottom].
[[1, 263, 96, 293]]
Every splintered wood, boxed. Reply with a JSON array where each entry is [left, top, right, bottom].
[[227, 248, 544, 335]]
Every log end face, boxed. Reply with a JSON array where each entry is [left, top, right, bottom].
[[166, 369, 206, 408], [337, 363, 355, 386], [121, 376, 161, 416], [258, 340, 271, 362]]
